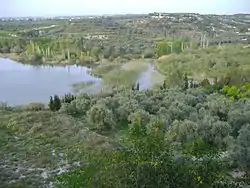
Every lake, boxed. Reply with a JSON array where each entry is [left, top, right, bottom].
[[0, 58, 164, 105], [0, 58, 101, 105]]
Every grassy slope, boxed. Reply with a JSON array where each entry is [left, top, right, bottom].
[[0, 110, 111, 187]]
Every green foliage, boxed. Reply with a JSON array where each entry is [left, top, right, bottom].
[[182, 73, 189, 90], [3, 85, 250, 187], [102, 69, 140, 89], [167, 119, 198, 144], [156, 45, 250, 86], [55, 119, 231, 188], [201, 78, 211, 87], [21, 102, 45, 111], [221, 82, 250, 100], [1, 13, 248, 66], [116, 99, 140, 122], [61, 93, 76, 104], [143, 48, 155, 58], [163, 79, 167, 89], [155, 40, 189, 58], [53, 95, 62, 111], [89, 63, 121, 77], [48, 96, 53, 111], [49, 95, 62, 111], [0, 110, 108, 187], [0, 102, 13, 111], [172, 40, 184, 53], [86, 102, 115, 131], [136, 82, 140, 90], [230, 124, 250, 173], [183, 136, 213, 156], [52, 86, 250, 187], [222, 85, 240, 100], [2, 14, 250, 187], [156, 42, 172, 57]]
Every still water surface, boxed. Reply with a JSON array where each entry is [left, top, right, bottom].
[[0, 58, 164, 105], [0, 58, 100, 105]]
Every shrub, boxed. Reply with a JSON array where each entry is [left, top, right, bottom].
[[143, 48, 155, 58], [61, 93, 76, 104], [49, 95, 61, 111], [22, 102, 45, 111], [0, 102, 12, 111], [59, 98, 91, 117], [229, 124, 250, 173], [55, 120, 231, 188], [86, 102, 115, 131]]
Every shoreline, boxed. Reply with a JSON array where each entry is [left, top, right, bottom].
[[0, 53, 155, 67], [154, 57, 169, 76], [0, 53, 25, 63], [0, 56, 165, 106], [0, 53, 99, 67]]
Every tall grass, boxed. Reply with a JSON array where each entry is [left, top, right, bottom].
[[89, 63, 121, 77], [156, 44, 250, 83], [102, 69, 140, 89], [71, 80, 97, 92]]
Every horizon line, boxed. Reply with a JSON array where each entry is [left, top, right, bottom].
[[1, 11, 250, 19]]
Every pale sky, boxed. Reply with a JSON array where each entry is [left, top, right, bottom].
[[2, 0, 250, 17]]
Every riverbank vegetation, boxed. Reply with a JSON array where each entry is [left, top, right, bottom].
[[88, 59, 153, 90], [1, 13, 250, 188], [156, 44, 250, 88], [71, 81, 98, 93], [1, 75, 250, 187]]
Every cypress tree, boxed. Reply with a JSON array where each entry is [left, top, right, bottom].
[[183, 73, 189, 90], [136, 83, 140, 91], [201, 78, 210, 87], [53, 95, 61, 111], [62, 93, 75, 104], [132, 83, 136, 91], [163, 80, 167, 89], [49, 96, 54, 111], [49, 95, 61, 111], [190, 78, 194, 88]]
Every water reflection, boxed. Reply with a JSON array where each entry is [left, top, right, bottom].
[[0, 58, 101, 105]]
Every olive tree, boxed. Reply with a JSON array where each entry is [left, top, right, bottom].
[[229, 124, 250, 173], [167, 119, 198, 144], [86, 102, 115, 131], [117, 99, 140, 122], [60, 98, 91, 117], [55, 119, 231, 188], [198, 115, 232, 148]]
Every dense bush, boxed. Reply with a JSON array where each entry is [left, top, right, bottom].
[[0, 102, 13, 111], [86, 102, 115, 131], [21, 102, 45, 111], [49, 95, 62, 111], [229, 124, 250, 173], [61, 93, 76, 104], [2, 82, 250, 187], [222, 82, 250, 100], [55, 114, 233, 188], [1, 14, 250, 188], [49, 84, 250, 187], [156, 45, 250, 87]]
